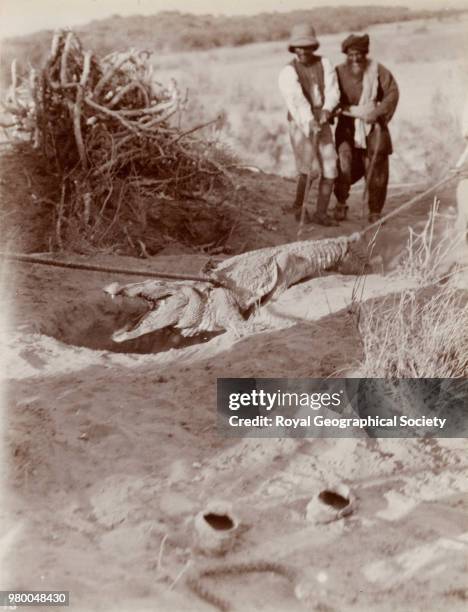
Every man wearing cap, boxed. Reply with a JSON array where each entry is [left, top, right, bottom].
[[278, 24, 340, 226], [333, 33, 399, 223]]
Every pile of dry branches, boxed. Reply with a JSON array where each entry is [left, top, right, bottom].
[[3, 30, 231, 253]]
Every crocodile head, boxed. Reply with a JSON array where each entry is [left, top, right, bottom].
[[104, 280, 213, 342]]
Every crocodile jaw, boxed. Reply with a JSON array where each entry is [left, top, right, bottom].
[[112, 293, 186, 343]]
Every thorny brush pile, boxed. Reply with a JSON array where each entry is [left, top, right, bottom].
[[2, 30, 238, 256]]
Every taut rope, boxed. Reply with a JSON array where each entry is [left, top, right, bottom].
[[360, 168, 463, 237], [0, 251, 221, 285]]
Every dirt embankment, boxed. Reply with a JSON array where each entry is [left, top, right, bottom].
[[0, 144, 298, 257]]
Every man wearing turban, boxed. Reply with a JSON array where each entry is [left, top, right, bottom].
[[333, 33, 399, 223], [279, 24, 341, 226]]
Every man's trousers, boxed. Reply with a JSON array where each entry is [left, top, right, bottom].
[[334, 140, 389, 214]]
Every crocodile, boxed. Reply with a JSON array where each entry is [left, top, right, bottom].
[[105, 233, 370, 342], [105, 280, 245, 341]]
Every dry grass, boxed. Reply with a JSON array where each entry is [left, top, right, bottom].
[[395, 198, 459, 285], [356, 200, 468, 378], [358, 286, 468, 377]]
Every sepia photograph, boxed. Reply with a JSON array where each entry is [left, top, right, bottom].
[[1, 0, 467, 610]]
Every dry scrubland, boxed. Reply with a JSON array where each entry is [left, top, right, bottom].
[[1, 14, 467, 182], [154, 15, 468, 182]]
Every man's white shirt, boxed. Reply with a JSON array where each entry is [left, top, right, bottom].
[[278, 57, 340, 137]]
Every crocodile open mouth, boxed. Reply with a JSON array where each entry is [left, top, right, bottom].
[[111, 295, 165, 340]]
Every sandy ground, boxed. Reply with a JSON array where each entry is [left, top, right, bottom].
[[1, 149, 468, 611]]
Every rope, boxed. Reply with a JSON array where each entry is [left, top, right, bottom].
[[359, 168, 463, 237], [297, 128, 320, 239], [361, 122, 382, 219], [186, 560, 298, 612], [297, 168, 314, 239], [0, 251, 221, 285]]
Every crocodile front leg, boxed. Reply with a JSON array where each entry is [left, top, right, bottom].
[[181, 287, 246, 337]]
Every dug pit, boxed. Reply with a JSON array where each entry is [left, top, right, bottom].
[[40, 293, 222, 354]]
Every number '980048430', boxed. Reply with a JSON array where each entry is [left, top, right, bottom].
[[0, 591, 69, 607]]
